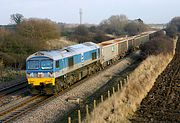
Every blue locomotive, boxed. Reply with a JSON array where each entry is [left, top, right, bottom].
[[26, 42, 100, 94]]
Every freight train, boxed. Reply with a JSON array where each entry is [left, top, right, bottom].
[[26, 31, 156, 94]]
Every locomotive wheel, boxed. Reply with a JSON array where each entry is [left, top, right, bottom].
[[55, 82, 62, 93]]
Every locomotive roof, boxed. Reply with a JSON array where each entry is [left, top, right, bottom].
[[27, 42, 99, 61]]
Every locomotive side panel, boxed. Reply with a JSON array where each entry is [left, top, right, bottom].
[[57, 49, 100, 77]]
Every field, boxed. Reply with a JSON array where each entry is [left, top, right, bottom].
[[132, 36, 180, 122]]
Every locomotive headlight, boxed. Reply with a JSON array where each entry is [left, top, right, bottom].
[[30, 73, 34, 77], [48, 72, 53, 77]]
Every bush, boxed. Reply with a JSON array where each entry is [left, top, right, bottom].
[[140, 35, 173, 56], [0, 18, 61, 69], [17, 18, 60, 40], [93, 33, 113, 43], [166, 17, 180, 37], [124, 22, 147, 36], [74, 25, 89, 36]]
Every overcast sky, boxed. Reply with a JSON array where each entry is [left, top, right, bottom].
[[0, 0, 179, 25]]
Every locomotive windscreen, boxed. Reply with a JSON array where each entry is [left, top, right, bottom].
[[27, 60, 39, 70], [41, 60, 53, 70]]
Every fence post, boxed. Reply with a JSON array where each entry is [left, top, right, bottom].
[[101, 95, 104, 102], [68, 117, 71, 123], [127, 76, 129, 84], [117, 83, 120, 91], [93, 100, 96, 118], [124, 79, 126, 84], [120, 81, 123, 89], [86, 104, 89, 116], [78, 110, 81, 123], [108, 90, 110, 98], [112, 87, 115, 94], [86, 104, 89, 123], [94, 100, 96, 109]]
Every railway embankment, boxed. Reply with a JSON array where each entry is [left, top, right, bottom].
[[84, 37, 177, 123], [131, 36, 180, 122], [13, 52, 141, 123]]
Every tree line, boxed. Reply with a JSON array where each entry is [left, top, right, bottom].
[[0, 13, 149, 70], [63, 15, 148, 43]]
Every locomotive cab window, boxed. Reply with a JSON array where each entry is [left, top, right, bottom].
[[68, 57, 74, 67], [92, 52, 97, 60], [56, 60, 60, 68], [28, 60, 39, 70], [41, 60, 53, 70]]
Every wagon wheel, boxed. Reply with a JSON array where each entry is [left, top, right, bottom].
[[68, 76, 74, 85]]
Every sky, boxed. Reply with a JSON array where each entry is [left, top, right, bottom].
[[0, 0, 179, 25]]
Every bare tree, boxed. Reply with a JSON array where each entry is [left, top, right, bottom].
[[170, 17, 180, 31], [74, 25, 89, 36], [124, 21, 147, 36], [166, 17, 180, 37], [99, 15, 128, 35], [10, 13, 24, 24]]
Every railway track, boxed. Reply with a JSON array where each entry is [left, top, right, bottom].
[[0, 78, 28, 98], [0, 78, 28, 107], [0, 52, 141, 122], [0, 76, 89, 122], [0, 66, 120, 122], [0, 95, 49, 122], [0, 82, 84, 123]]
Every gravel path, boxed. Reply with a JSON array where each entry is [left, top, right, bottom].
[[14, 53, 139, 123]]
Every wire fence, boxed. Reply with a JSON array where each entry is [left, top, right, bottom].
[[67, 75, 129, 123]]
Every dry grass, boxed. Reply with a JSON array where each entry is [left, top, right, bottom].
[[84, 52, 174, 123]]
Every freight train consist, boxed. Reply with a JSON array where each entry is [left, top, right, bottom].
[[26, 31, 156, 94]]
